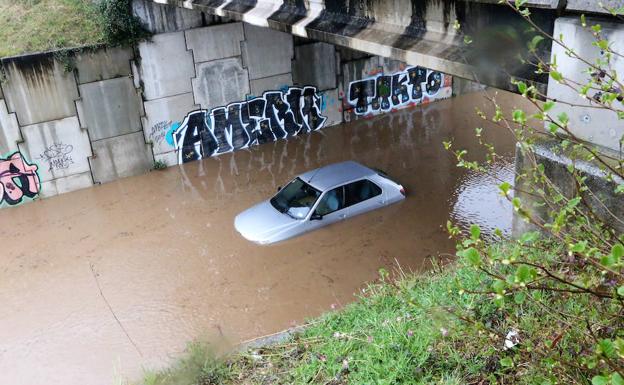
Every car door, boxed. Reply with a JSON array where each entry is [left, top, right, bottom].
[[306, 186, 347, 231], [343, 179, 384, 217]]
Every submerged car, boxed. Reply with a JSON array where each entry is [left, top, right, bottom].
[[234, 161, 406, 244]]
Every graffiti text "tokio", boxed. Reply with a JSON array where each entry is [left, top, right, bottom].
[[0, 152, 41, 207], [348, 66, 447, 115], [173, 86, 327, 164]]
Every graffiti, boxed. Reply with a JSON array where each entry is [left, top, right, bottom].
[[0, 152, 41, 206], [38, 143, 74, 172], [348, 66, 450, 116], [173, 86, 327, 164], [148, 121, 172, 146]]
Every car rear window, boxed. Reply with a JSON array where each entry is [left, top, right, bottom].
[[344, 179, 382, 207]]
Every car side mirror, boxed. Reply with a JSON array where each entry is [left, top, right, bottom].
[[310, 213, 323, 221]]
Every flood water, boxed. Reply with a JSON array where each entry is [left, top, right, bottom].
[[0, 90, 533, 385]]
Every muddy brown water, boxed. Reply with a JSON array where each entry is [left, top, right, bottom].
[[0, 90, 533, 385]]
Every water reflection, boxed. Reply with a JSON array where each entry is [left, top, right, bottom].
[[450, 160, 514, 240]]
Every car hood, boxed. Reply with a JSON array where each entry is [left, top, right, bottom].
[[234, 201, 301, 244]]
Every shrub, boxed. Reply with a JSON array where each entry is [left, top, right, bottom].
[[98, 0, 150, 47]]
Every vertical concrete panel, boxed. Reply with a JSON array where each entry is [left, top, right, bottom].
[[319, 88, 343, 127], [142, 92, 197, 156], [90, 132, 153, 184], [132, 0, 204, 33], [74, 47, 134, 84], [292, 42, 337, 90], [242, 23, 294, 80], [138, 32, 195, 100], [0, 98, 21, 155], [1, 55, 79, 125], [192, 57, 250, 110], [186, 23, 245, 63], [17, 117, 92, 183], [566, 0, 623, 13], [40, 173, 94, 198], [249, 73, 293, 97], [547, 17, 624, 152], [77, 77, 143, 141]]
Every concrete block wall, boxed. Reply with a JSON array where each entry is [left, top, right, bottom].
[[136, 20, 344, 166], [0, 0, 453, 208], [0, 47, 153, 207]]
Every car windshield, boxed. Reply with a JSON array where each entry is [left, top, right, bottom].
[[270, 178, 321, 219]]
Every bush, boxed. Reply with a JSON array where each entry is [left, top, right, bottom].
[[98, 0, 150, 47], [449, 2, 624, 384]]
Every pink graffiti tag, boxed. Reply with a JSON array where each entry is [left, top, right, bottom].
[[0, 152, 41, 206]]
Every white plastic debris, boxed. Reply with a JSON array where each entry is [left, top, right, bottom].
[[504, 329, 520, 350]]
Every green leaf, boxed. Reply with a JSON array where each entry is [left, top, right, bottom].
[[597, 40, 609, 50], [463, 247, 482, 266], [513, 109, 527, 124], [570, 241, 587, 253], [543, 101, 555, 112], [558, 112, 569, 126], [592, 376, 608, 385], [499, 181, 512, 196], [600, 254, 616, 267], [492, 280, 506, 294], [618, 286, 624, 297], [500, 357, 513, 367], [612, 373, 624, 385], [529, 35, 545, 51], [580, 14, 586, 27], [519, 231, 540, 245], [517, 81, 527, 94], [515, 265, 532, 283], [548, 123, 559, 134], [470, 224, 481, 241], [514, 292, 526, 304], [550, 71, 563, 82], [598, 339, 617, 358], [612, 243, 624, 259]]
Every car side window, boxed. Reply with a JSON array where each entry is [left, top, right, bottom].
[[344, 179, 382, 207], [314, 187, 345, 216]]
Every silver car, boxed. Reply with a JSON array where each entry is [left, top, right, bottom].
[[234, 161, 406, 244]]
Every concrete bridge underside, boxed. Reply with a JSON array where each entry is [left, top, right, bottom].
[[152, 0, 619, 93]]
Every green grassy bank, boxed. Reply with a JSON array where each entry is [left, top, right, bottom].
[[0, 0, 105, 58], [140, 241, 617, 385]]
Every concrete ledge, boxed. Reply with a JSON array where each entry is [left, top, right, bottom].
[[513, 140, 624, 236]]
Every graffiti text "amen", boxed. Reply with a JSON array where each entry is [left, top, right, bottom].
[[174, 86, 327, 164]]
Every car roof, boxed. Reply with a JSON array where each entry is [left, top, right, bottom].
[[299, 161, 376, 191]]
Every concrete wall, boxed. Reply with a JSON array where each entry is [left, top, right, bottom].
[[0, 47, 153, 206], [513, 140, 624, 235], [0, 1, 453, 208], [547, 16, 624, 153]]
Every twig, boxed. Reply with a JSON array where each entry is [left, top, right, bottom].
[[90, 263, 143, 358]]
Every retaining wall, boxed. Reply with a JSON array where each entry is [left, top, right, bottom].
[[0, 0, 452, 208]]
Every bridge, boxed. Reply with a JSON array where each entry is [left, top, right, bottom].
[[146, 0, 618, 94]]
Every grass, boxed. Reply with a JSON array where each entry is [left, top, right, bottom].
[[0, 0, 105, 58], [138, 241, 615, 384]]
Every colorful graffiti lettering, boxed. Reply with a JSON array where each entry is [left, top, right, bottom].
[[348, 66, 449, 116], [0, 152, 41, 206], [173, 86, 327, 164]]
